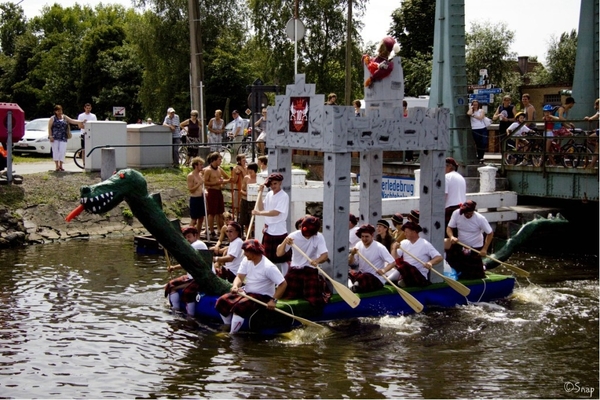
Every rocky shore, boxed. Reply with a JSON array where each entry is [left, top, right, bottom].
[[0, 170, 193, 249]]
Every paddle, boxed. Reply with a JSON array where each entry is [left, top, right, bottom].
[[237, 292, 324, 329], [245, 187, 263, 240], [355, 250, 424, 313], [456, 241, 530, 277], [291, 243, 360, 308], [398, 245, 471, 297], [163, 247, 173, 279]]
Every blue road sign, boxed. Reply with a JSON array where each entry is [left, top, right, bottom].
[[476, 88, 503, 94], [468, 93, 491, 104]]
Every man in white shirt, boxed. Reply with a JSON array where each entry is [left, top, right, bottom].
[[446, 200, 493, 279], [77, 103, 97, 167], [348, 224, 395, 293], [380, 222, 443, 287], [445, 157, 466, 229], [164, 226, 209, 315], [215, 239, 287, 334], [230, 110, 245, 156], [276, 216, 330, 306], [252, 173, 291, 274], [163, 107, 181, 168]]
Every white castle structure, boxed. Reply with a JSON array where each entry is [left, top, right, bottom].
[[253, 57, 452, 285]]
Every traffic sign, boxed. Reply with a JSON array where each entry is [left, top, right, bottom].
[[468, 93, 492, 104], [476, 88, 503, 95], [113, 107, 126, 117]]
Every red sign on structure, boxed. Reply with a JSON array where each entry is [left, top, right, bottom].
[[289, 97, 309, 133]]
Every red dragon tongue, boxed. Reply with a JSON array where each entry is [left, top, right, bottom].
[[65, 204, 85, 222]]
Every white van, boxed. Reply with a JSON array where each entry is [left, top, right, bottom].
[[358, 96, 431, 113]]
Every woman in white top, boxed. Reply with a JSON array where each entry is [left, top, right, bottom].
[[467, 100, 488, 162], [207, 109, 225, 152]]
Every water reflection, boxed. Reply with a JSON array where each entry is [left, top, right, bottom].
[[0, 241, 597, 398]]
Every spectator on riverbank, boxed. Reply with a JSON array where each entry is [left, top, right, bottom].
[[203, 152, 231, 240], [48, 105, 83, 172], [467, 100, 488, 163], [163, 107, 181, 168]]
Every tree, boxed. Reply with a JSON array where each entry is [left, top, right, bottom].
[[388, 0, 435, 60], [465, 22, 516, 88], [545, 30, 577, 84], [247, 0, 366, 102], [0, 2, 27, 56], [402, 51, 432, 97]]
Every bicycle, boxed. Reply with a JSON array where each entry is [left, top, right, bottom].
[[73, 147, 85, 169], [560, 129, 596, 168]]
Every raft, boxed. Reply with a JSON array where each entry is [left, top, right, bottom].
[[183, 273, 515, 334]]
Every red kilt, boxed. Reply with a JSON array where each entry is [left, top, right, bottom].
[[394, 259, 431, 287], [215, 292, 273, 318], [206, 188, 225, 215], [216, 266, 236, 283], [446, 244, 485, 279], [164, 275, 192, 297], [282, 267, 331, 307], [262, 232, 291, 264], [348, 270, 383, 293]]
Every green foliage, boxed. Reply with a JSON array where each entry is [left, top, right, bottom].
[[247, 0, 366, 102], [402, 51, 432, 97], [465, 22, 516, 87], [122, 208, 134, 219], [388, 0, 435, 59], [0, 2, 26, 56], [544, 30, 577, 84]]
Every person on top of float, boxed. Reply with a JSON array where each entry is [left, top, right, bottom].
[[379, 221, 443, 287], [215, 239, 287, 334], [348, 224, 395, 293], [362, 36, 401, 88], [446, 200, 493, 279], [276, 215, 331, 307]]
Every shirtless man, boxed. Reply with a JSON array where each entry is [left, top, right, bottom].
[[239, 162, 258, 237], [203, 152, 231, 239], [230, 154, 248, 220], [187, 157, 206, 234]]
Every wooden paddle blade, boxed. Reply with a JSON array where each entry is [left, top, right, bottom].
[[497, 262, 530, 278], [356, 251, 424, 313], [430, 268, 471, 296], [239, 292, 324, 328], [317, 267, 360, 308]]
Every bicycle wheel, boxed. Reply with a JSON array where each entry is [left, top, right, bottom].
[[178, 146, 188, 166], [237, 141, 250, 156], [579, 146, 594, 168], [561, 144, 579, 168], [504, 151, 518, 165], [219, 145, 232, 164], [73, 148, 84, 169]]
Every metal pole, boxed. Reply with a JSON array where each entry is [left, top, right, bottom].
[[344, 0, 352, 105], [294, 0, 299, 76], [199, 81, 205, 142]]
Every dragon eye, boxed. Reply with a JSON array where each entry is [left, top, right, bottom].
[[119, 173, 125, 179]]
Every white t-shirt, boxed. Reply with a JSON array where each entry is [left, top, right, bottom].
[[239, 255, 285, 296], [185, 240, 208, 278], [263, 189, 289, 235], [232, 116, 245, 137], [448, 209, 493, 248], [397, 238, 441, 278], [351, 240, 394, 284], [285, 230, 328, 268], [470, 109, 486, 130], [78, 112, 97, 139], [224, 237, 244, 275], [445, 171, 466, 208], [349, 226, 360, 248], [507, 122, 532, 137]]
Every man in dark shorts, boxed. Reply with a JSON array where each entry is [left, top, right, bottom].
[[187, 156, 206, 234]]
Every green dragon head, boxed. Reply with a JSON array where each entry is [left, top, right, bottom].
[[67, 169, 149, 220]]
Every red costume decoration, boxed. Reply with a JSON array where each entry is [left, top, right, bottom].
[[362, 36, 401, 88]]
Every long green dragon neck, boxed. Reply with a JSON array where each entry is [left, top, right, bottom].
[[74, 169, 231, 295]]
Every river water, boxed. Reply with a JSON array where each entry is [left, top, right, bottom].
[[0, 238, 597, 399]]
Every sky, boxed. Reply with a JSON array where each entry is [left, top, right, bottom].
[[15, 0, 581, 65]]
